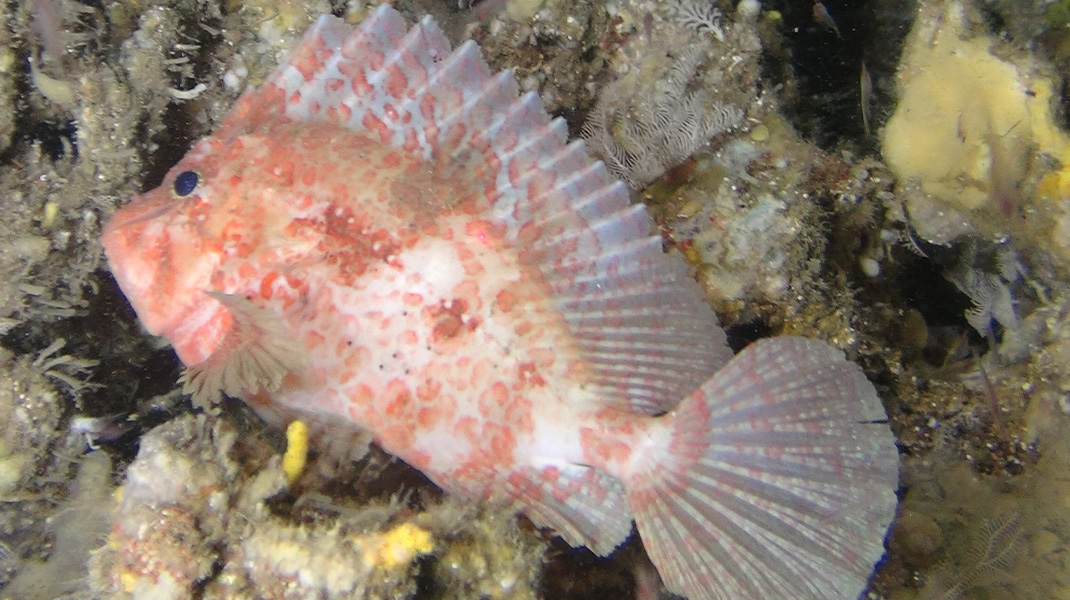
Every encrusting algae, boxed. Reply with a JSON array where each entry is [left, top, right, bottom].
[[361, 522, 434, 569], [100, 4, 898, 600], [87, 413, 542, 600]]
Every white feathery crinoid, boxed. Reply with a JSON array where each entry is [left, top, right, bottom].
[[947, 240, 1024, 338], [674, 0, 726, 42], [581, 44, 745, 189]]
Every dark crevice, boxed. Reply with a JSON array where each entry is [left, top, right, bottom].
[[760, 0, 915, 152]]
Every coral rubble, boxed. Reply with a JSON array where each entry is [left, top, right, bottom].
[[89, 414, 546, 600]]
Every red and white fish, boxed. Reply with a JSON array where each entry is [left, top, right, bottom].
[[102, 6, 899, 599]]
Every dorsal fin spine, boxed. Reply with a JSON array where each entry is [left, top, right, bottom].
[[432, 63, 508, 154], [497, 135, 591, 229], [486, 91, 544, 153], [529, 205, 649, 258], [523, 175, 633, 242], [544, 237, 665, 280]]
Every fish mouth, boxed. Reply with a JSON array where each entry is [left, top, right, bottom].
[[101, 242, 169, 337], [102, 199, 185, 337], [103, 248, 205, 356], [103, 199, 224, 360]]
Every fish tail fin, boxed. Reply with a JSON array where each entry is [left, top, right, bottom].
[[624, 337, 899, 600]]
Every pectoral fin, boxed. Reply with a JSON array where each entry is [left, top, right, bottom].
[[180, 292, 307, 408]]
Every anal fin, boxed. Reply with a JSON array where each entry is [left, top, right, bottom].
[[180, 292, 307, 408], [504, 463, 633, 556]]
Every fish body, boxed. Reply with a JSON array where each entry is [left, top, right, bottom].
[[814, 2, 843, 38], [103, 6, 899, 599], [861, 60, 873, 136]]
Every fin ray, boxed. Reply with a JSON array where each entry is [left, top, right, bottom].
[[504, 464, 633, 556], [180, 293, 307, 409]]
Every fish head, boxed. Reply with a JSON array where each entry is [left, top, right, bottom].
[[102, 132, 300, 365]]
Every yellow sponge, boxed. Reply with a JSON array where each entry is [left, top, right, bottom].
[[882, 0, 1070, 252], [282, 420, 308, 485]]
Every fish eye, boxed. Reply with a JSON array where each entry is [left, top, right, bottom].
[[173, 170, 199, 197]]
